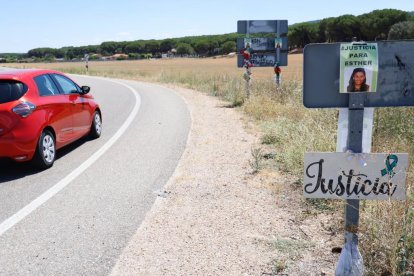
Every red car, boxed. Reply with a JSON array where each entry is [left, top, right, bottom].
[[0, 69, 102, 169]]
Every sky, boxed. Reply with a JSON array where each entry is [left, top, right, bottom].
[[2, 0, 412, 53]]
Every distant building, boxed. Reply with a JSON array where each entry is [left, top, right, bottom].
[[91, 53, 102, 60], [162, 48, 176, 58], [110, 54, 128, 60], [19, 58, 35, 63]]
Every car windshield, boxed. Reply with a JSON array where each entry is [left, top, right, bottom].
[[0, 80, 27, 104]]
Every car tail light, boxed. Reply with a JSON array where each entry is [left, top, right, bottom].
[[12, 102, 36, 118]]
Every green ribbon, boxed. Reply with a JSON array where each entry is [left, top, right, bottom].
[[381, 154, 398, 177]]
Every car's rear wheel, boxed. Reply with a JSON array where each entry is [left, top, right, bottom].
[[32, 129, 55, 169], [89, 111, 102, 139]]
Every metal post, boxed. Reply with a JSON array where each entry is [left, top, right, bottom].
[[346, 93, 364, 233], [245, 22, 251, 99], [336, 92, 365, 275], [275, 21, 281, 89], [276, 20, 281, 64], [84, 54, 89, 73], [245, 75, 251, 98]]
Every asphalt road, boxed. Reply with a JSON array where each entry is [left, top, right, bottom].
[[0, 75, 191, 275]]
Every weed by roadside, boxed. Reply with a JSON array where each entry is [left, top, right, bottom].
[[249, 147, 264, 174], [260, 237, 314, 275]]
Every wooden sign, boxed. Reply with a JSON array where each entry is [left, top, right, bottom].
[[304, 152, 408, 200]]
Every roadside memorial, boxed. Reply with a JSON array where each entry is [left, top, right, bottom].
[[303, 40, 414, 275], [274, 62, 281, 86], [304, 152, 408, 200], [84, 53, 89, 72], [237, 20, 288, 97], [240, 39, 253, 98]]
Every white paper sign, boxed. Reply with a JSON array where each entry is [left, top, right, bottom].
[[304, 152, 408, 200]]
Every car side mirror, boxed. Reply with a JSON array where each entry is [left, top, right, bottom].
[[81, 86, 90, 94]]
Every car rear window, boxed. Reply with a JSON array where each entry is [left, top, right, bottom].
[[0, 80, 28, 104]]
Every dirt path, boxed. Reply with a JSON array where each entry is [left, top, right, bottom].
[[111, 85, 341, 275]]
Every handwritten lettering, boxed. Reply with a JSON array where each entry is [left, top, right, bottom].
[[250, 55, 275, 66]]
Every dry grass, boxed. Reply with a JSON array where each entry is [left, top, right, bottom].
[[6, 54, 414, 274], [9, 55, 303, 81], [360, 108, 414, 275]]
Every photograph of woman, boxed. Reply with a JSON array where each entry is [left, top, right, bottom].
[[347, 67, 370, 92], [275, 38, 282, 49]]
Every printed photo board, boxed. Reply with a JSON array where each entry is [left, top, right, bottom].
[[237, 20, 288, 35], [303, 40, 414, 108], [237, 20, 288, 67]]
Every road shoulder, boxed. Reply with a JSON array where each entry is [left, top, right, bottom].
[[111, 85, 340, 275]]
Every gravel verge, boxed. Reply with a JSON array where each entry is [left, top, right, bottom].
[[111, 85, 341, 275]]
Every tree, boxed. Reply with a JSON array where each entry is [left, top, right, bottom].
[[115, 41, 128, 53], [144, 40, 160, 55], [63, 48, 74, 60], [125, 42, 144, 54], [220, 41, 236, 54], [207, 40, 219, 56], [329, 15, 361, 42], [359, 9, 411, 40], [54, 49, 65, 59], [288, 22, 319, 48], [27, 48, 57, 58], [44, 53, 55, 62], [193, 40, 210, 56], [318, 18, 334, 42], [176, 43, 194, 55], [388, 21, 414, 39], [128, 53, 139, 59], [160, 39, 177, 53], [100, 41, 119, 55]]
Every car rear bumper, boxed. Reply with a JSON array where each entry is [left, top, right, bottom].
[[0, 132, 38, 162], [0, 116, 42, 162]]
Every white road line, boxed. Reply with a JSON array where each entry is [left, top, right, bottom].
[[0, 77, 141, 237]]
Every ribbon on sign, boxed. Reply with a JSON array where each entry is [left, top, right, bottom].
[[381, 154, 398, 177]]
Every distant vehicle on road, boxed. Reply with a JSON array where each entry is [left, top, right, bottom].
[[0, 69, 101, 169]]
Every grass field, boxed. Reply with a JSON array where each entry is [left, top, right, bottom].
[[5, 54, 414, 274], [9, 54, 303, 81]]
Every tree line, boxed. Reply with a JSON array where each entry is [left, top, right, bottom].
[[23, 34, 239, 62], [288, 9, 414, 48], [1, 9, 413, 63]]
